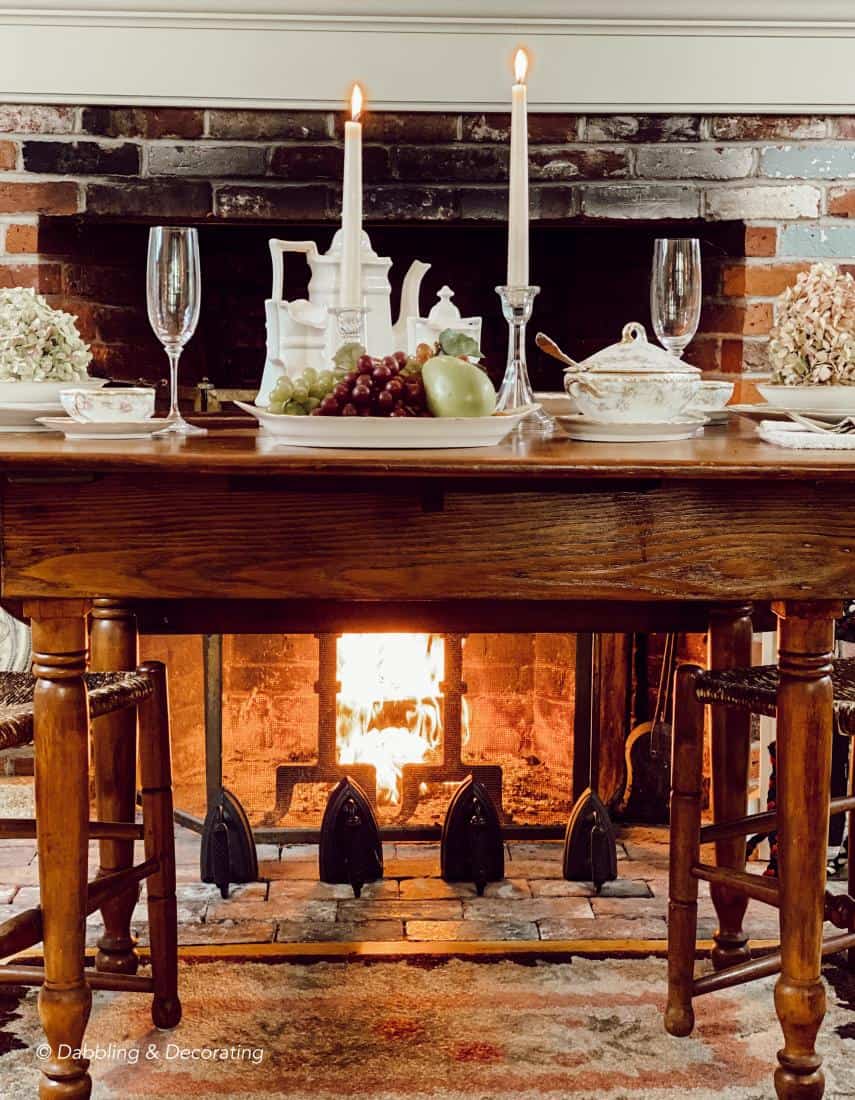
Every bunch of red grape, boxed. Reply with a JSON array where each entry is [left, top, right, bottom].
[[313, 351, 431, 417]]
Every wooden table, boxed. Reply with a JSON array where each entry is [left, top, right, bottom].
[[2, 419, 852, 1100]]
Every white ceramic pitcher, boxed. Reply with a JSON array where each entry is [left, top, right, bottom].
[[257, 230, 430, 405]]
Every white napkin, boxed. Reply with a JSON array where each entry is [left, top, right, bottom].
[[756, 420, 855, 450]]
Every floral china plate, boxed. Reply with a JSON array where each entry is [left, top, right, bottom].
[[556, 415, 705, 443], [37, 416, 172, 440], [236, 401, 537, 448], [756, 384, 855, 413]]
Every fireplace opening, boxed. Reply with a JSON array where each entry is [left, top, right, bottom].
[[157, 631, 578, 836], [267, 631, 575, 833], [39, 216, 745, 398]]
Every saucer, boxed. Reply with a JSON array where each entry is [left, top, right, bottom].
[[0, 401, 63, 432], [37, 416, 172, 440], [556, 415, 706, 443]]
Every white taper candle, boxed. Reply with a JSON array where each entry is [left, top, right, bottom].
[[340, 83, 363, 309], [507, 49, 530, 287]]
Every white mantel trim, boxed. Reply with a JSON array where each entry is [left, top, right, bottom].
[[0, 2, 854, 112]]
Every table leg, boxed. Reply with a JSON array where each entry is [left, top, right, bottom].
[[27, 599, 93, 1100], [773, 599, 840, 1100], [707, 603, 754, 970], [90, 598, 139, 975]]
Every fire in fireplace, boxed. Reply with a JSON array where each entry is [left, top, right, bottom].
[[335, 632, 449, 807], [269, 631, 573, 834]]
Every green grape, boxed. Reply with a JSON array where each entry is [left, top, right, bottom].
[[317, 370, 334, 390], [306, 396, 321, 412], [284, 400, 307, 415], [291, 383, 309, 403], [267, 399, 285, 414], [271, 377, 294, 402], [302, 367, 318, 386]]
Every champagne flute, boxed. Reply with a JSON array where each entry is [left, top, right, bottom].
[[146, 226, 203, 435], [650, 238, 702, 357]]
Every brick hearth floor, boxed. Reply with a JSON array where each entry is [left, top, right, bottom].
[[0, 823, 795, 948]]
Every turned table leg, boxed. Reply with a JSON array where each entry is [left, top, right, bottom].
[[773, 599, 840, 1100], [707, 603, 754, 970], [27, 599, 93, 1100], [90, 599, 139, 975]]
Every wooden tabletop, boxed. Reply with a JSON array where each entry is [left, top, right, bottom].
[[0, 419, 853, 481]]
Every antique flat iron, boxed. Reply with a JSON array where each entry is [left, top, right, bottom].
[[440, 775, 504, 896], [319, 776, 383, 898]]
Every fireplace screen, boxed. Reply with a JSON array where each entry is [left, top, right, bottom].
[[201, 632, 576, 834]]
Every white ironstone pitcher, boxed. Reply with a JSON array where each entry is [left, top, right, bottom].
[[257, 230, 429, 405]]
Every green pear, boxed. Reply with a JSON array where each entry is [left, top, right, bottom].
[[422, 356, 497, 418]]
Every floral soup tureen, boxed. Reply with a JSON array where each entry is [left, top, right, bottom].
[[563, 322, 701, 423]]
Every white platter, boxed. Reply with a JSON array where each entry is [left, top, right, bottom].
[[729, 404, 847, 425], [0, 378, 107, 405], [756, 383, 855, 413], [556, 415, 705, 443], [0, 401, 64, 432], [37, 416, 172, 440], [236, 401, 537, 449]]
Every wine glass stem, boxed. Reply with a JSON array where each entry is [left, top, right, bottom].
[[166, 347, 182, 421]]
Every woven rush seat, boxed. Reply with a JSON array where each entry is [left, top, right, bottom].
[[695, 657, 855, 734], [0, 670, 153, 751]]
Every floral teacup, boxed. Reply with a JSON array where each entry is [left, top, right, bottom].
[[60, 387, 156, 423]]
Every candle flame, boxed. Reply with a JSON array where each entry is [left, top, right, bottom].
[[514, 48, 528, 84], [350, 82, 363, 121]]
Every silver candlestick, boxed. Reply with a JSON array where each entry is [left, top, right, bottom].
[[329, 305, 368, 351], [495, 285, 553, 431]]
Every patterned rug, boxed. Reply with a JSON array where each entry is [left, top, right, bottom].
[[2, 956, 855, 1099]]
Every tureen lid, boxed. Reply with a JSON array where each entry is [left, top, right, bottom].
[[569, 322, 701, 375]]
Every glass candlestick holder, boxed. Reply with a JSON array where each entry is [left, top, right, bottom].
[[329, 305, 368, 352], [495, 285, 554, 432]]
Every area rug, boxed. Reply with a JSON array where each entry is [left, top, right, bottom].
[[2, 956, 855, 1099]]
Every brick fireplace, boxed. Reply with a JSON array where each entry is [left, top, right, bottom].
[[3, 102, 852, 827], [2, 105, 853, 386]]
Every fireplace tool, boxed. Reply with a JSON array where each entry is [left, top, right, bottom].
[[615, 632, 677, 825], [563, 634, 618, 890]]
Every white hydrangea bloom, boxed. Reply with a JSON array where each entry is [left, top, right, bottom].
[[0, 287, 91, 383], [768, 262, 855, 385]]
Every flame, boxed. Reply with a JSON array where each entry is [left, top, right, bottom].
[[336, 633, 446, 804], [349, 82, 363, 121], [514, 48, 528, 85]]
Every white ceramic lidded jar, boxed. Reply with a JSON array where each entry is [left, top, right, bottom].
[[563, 322, 701, 423]]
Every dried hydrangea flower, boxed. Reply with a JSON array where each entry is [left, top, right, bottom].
[[0, 287, 91, 383], [768, 262, 855, 385]]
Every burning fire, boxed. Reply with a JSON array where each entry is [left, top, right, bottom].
[[336, 633, 445, 804]]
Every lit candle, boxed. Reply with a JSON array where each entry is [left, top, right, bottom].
[[340, 82, 363, 309], [507, 48, 529, 287]]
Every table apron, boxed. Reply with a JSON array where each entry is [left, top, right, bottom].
[[2, 474, 852, 602]]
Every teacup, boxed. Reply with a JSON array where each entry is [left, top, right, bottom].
[[60, 387, 156, 423], [686, 380, 734, 417]]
